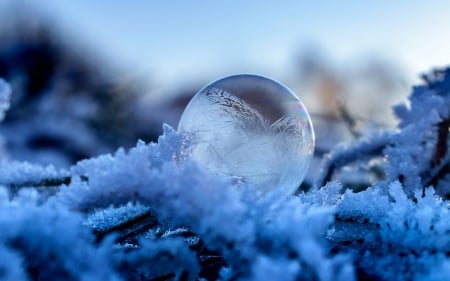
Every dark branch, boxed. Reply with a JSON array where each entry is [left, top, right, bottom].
[[432, 118, 449, 167], [7, 176, 72, 189], [338, 101, 361, 138]]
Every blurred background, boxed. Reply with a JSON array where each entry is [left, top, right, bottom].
[[0, 1, 449, 187]]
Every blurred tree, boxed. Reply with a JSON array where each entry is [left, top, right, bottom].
[[295, 46, 408, 126], [0, 7, 160, 167]]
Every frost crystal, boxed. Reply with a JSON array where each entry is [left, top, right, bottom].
[[0, 68, 448, 280]]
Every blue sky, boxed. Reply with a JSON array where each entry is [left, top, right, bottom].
[[7, 1, 450, 93]]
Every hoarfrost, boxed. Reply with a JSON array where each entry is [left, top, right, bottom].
[[0, 68, 448, 280]]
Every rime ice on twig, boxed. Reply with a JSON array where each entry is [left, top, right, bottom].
[[316, 131, 392, 188], [57, 125, 353, 281], [318, 67, 449, 197], [0, 68, 448, 281]]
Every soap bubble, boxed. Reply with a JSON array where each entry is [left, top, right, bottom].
[[178, 74, 314, 195]]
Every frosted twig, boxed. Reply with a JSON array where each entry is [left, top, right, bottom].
[[316, 132, 392, 188]]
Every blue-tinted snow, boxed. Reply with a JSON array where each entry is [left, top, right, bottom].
[[0, 79, 10, 122], [0, 68, 448, 280], [59, 125, 353, 281]]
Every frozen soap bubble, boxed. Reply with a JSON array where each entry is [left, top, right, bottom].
[[178, 74, 314, 195]]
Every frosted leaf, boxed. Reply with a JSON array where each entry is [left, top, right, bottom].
[[178, 74, 314, 195]]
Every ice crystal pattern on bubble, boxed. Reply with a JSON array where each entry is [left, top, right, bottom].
[[178, 74, 314, 195]]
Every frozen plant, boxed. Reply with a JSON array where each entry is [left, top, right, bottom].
[[318, 68, 449, 196], [0, 67, 448, 281], [59, 125, 353, 281], [0, 119, 352, 280], [315, 67, 450, 280]]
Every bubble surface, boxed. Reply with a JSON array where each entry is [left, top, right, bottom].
[[178, 74, 314, 194]]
